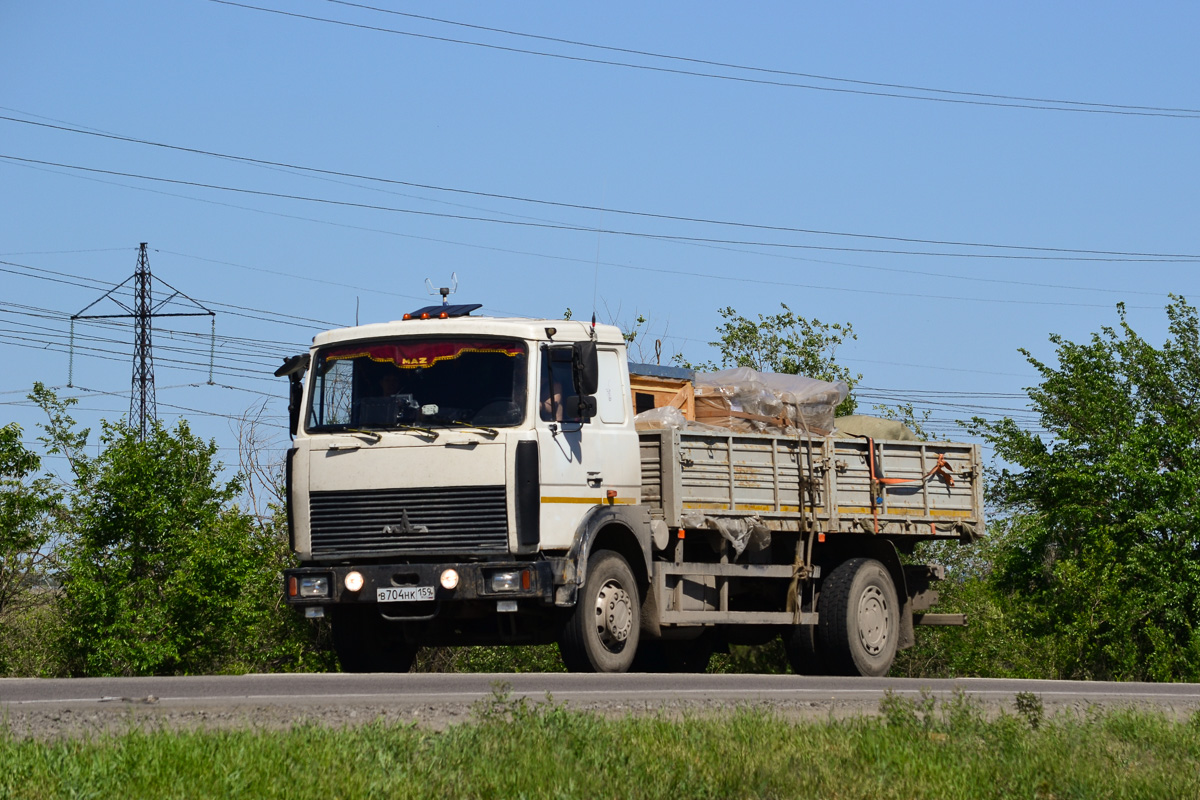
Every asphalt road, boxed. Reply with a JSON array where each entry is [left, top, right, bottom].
[[4, 673, 1200, 738]]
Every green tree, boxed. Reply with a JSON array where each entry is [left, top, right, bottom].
[[0, 423, 59, 634], [891, 516, 1058, 680], [0, 384, 94, 676], [690, 304, 860, 414], [974, 296, 1200, 681], [45, 408, 330, 676]]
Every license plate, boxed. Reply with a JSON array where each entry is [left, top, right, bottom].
[[377, 586, 435, 603]]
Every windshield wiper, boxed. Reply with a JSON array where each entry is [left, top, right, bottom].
[[342, 424, 440, 441], [386, 423, 440, 439], [433, 418, 499, 437]]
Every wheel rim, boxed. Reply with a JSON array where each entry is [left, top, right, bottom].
[[594, 578, 633, 652], [857, 585, 889, 656]]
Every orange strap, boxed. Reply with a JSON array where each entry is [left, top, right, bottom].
[[877, 452, 956, 487], [863, 437, 957, 534]]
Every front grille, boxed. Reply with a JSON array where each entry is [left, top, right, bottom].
[[309, 485, 508, 557]]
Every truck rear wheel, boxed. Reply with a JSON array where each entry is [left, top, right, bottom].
[[818, 558, 899, 677], [559, 550, 641, 673], [331, 606, 418, 673]]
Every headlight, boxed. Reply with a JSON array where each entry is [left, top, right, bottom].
[[344, 571, 364, 592], [490, 571, 521, 592], [440, 569, 460, 590], [298, 576, 330, 598]]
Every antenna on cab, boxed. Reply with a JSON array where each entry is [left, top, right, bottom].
[[425, 272, 459, 307]]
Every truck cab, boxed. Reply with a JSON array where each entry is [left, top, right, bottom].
[[283, 308, 649, 672]]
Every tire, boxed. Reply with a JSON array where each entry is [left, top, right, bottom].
[[559, 550, 641, 673], [782, 622, 828, 675], [331, 606, 418, 673], [818, 558, 899, 677]]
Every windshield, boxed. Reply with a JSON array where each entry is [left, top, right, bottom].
[[306, 337, 528, 431]]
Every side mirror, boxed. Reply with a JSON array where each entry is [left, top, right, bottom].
[[563, 395, 596, 423], [274, 353, 310, 378], [276, 354, 310, 438], [572, 341, 599, 396], [288, 375, 303, 437]]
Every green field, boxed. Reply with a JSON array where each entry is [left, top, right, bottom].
[[2, 691, 1198, 799]]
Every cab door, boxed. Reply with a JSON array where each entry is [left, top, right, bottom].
[[534, 344, 640, 550], [535, 345, 592, 549]]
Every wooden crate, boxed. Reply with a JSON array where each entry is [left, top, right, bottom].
[[629, 375, 695, 420]]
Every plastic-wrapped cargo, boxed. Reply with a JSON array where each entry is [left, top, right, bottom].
[[634, 405, 728, 434], [692, 367, 848, 436], [833, 414, 919, 441], [633, 405, 688, 430]]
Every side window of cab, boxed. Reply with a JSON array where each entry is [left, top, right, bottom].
[[540, 347, 579, 422], [594, 349, 626, 424]]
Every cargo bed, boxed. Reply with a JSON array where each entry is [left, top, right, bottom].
[[639, 429, 983, 541]]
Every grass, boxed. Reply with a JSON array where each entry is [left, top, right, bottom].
[[2, 689, 1198, 799]]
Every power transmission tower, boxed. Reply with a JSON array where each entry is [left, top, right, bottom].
[[130, 244, 156, 436], [70, 243, 215, 440]]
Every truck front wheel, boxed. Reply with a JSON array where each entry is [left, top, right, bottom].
[[818, 558, 899, 677], [331, 606, 418, 673], [559, 550, 641, 673]]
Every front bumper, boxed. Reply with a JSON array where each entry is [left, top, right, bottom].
[[284, 560, 562, 609]]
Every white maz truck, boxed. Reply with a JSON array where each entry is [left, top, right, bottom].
[[278, 303, 983, 675]]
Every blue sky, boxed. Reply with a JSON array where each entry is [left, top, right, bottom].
[[2, 1, 1197, 476]]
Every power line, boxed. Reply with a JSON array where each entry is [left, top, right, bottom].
[[0, 119, 1181, 307], [0, 247, 133, 256], [0, 258, 343, 331], [0, 302, 304, 358], [0, 306, 294, 378], [840, 356, 1034, 379], [12, 278, 1050, 419], [13, 157, 1163, 312], [5, 114, 1199, 261], [3, 385, 287, 424], [584, 262, 1163, 310], [859, 386, 1028, 398], [0, 282, 319, 385], [4, 322, 1048, 419], [207, 0, 1200, 120], [0, 323, 288, 379], [0, 332, 277, 382], [0, 242, 1165, 320], [647, 235, 1172, 299], [5, 153, 1197, 264], [324, 0, 1200, 118], [154, 249, 428, 308], [0, 322, 278, 371]]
